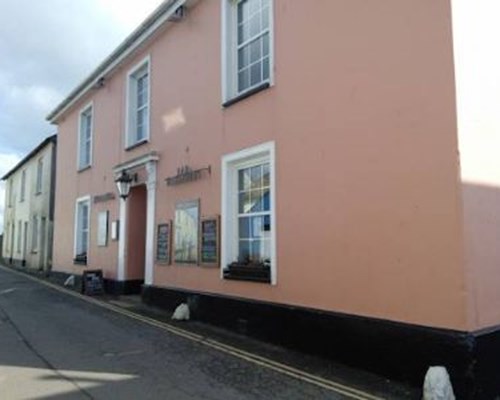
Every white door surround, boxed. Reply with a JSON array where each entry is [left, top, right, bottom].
[[113, 151, 159, 285]]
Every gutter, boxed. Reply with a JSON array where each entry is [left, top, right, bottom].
[[46, 0, 189, 124]]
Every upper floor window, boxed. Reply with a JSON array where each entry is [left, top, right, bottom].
[[78, 103, 93, 170], [20, 170, 26, 202], [222, 0, 273, 104], [126, 57, 150, 148], [8, 179, 13, 207], [36, 157, 43, 194]]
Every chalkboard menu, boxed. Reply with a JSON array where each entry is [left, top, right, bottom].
[[156, 222, 172, 264], [82, 269, 104, 296], [200, 216, 219, 266]]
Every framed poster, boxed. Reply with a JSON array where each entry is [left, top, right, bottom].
[[174, 200, 199, 264], [156, 221, 172, 264], [200, 216, 219, 266], [97, 211, 109, 247]]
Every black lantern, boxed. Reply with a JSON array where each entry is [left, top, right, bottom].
[[115, 170, 133, 200]]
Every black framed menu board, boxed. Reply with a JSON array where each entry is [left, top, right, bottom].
[[200, 216, 219, 266], [156, 221, 172, 264]]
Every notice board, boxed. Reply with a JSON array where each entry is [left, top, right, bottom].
[[82, 269, 105, 296], [156, 221, 172, 264], [200, 216, 219, 266]]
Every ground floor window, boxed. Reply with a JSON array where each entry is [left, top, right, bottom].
[[74, 196, 90, 264], [31, 216, 39, 252], [221, 141, 276, 284]]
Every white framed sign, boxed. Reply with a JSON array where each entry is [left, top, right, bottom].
[[97, 211, 109, 247]]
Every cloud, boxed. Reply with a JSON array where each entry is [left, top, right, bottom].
[[0, 0, 163, 234], [0, 0, 163, 157]]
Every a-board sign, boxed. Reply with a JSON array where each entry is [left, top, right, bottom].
[[156, 221, 172, 264], [200, 216, 219, 266], [82, 269, 105, 296]]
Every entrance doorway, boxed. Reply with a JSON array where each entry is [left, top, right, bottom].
[[125, 185, 147, 293]]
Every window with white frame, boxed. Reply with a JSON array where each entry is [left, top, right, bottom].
[[20, 170, 26, 202], [74, 197, 90, 263], [8, 179, 13, 206], [221, 141, 276, 284], [78, 104, 93, 170], [32, 216, 39, 252], [223, 0, 273, 102], [126, 58, 150, 147], [17, 220, 22, 253], [36, 157, 43, 194]]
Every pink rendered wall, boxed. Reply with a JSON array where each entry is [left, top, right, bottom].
[[53, 0, 466, 329]]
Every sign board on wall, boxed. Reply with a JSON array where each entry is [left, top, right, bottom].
[[156, 221, 172, 264], [200, 216, 219, 266]]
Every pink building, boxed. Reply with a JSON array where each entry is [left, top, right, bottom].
[[47, 1, 500, 397]]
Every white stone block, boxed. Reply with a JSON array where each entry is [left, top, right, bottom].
[[423, 366, 455, 400], [171, 303, 190, 321]]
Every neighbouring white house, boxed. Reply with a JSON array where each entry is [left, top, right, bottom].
[[1, 134, 57, 271]]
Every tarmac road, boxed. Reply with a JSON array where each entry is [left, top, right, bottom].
[[0, 266, 414, 400]]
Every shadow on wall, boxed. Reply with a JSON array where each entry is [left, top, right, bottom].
[[461, 182, 500, 400]]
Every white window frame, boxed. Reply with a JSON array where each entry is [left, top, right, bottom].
[[221, 141, 277, 284], [20, 170, 26, 202], [31, 216, 39, 252], [77, 102, 93, 170], [221, 0, 275, 103], [36, 157, 43, 194], [125, 55, 151, 148], [74, 196, 91, 259]]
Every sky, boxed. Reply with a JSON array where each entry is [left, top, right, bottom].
[[0, 0, 165, 233]]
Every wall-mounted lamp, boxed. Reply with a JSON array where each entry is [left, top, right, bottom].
[[115, 170, 133, 200]]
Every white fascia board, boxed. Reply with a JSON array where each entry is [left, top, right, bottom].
[[47, 0, 193, 124]]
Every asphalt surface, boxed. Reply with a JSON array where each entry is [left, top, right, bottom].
[[0, 266, 418, 400]]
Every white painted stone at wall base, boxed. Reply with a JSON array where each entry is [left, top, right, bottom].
[[423, 366, 456, 400]]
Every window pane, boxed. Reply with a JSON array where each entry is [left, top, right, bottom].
[[250, 165, 262, 188], [238, 68, 250, 92], [249, 0, 259, 15], [249, 13, 261, 38], [250, 61, 262, 86], [239, 217, 251, 239], [251, 216, 265, 238], [262, 5, 270, 29], [250, 240, 262, 261], [263, 163, 270, 187], [263, 33, 269, 57], [238, 46, 250, 70], [263, 57, 270, 81], [238, 168, 251, 191], [263, 214, 271, 231], [262, 188, 270, 211], [238, 240, 250, 262], [238, 0, 250, 23], [250, 38, 261, 64], [239, 191, 251, 214]]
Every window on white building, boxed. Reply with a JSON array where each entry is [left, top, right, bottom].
[[126, 57, 150, 148], [221, 141, 276, 284], [8, 179, 13, 207], [78, 104, 93, 170], [32, 216, 39, 252], [74, 197, 90, 264], [36, 158, 43, 194], [17, 220, 22, 253], [20, 170, 26, 202], [222, 0, 273, 104]]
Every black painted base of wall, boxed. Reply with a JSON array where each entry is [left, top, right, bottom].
[[50, 270, 142, 295], [142, 284, 500, 399], [104, 279, 143, 295]]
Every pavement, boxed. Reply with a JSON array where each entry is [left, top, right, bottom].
[[0, 264, 420, 399]]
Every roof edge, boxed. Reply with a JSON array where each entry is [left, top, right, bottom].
[[46, 0, 188, 124], [1, 134, 58, 181]]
